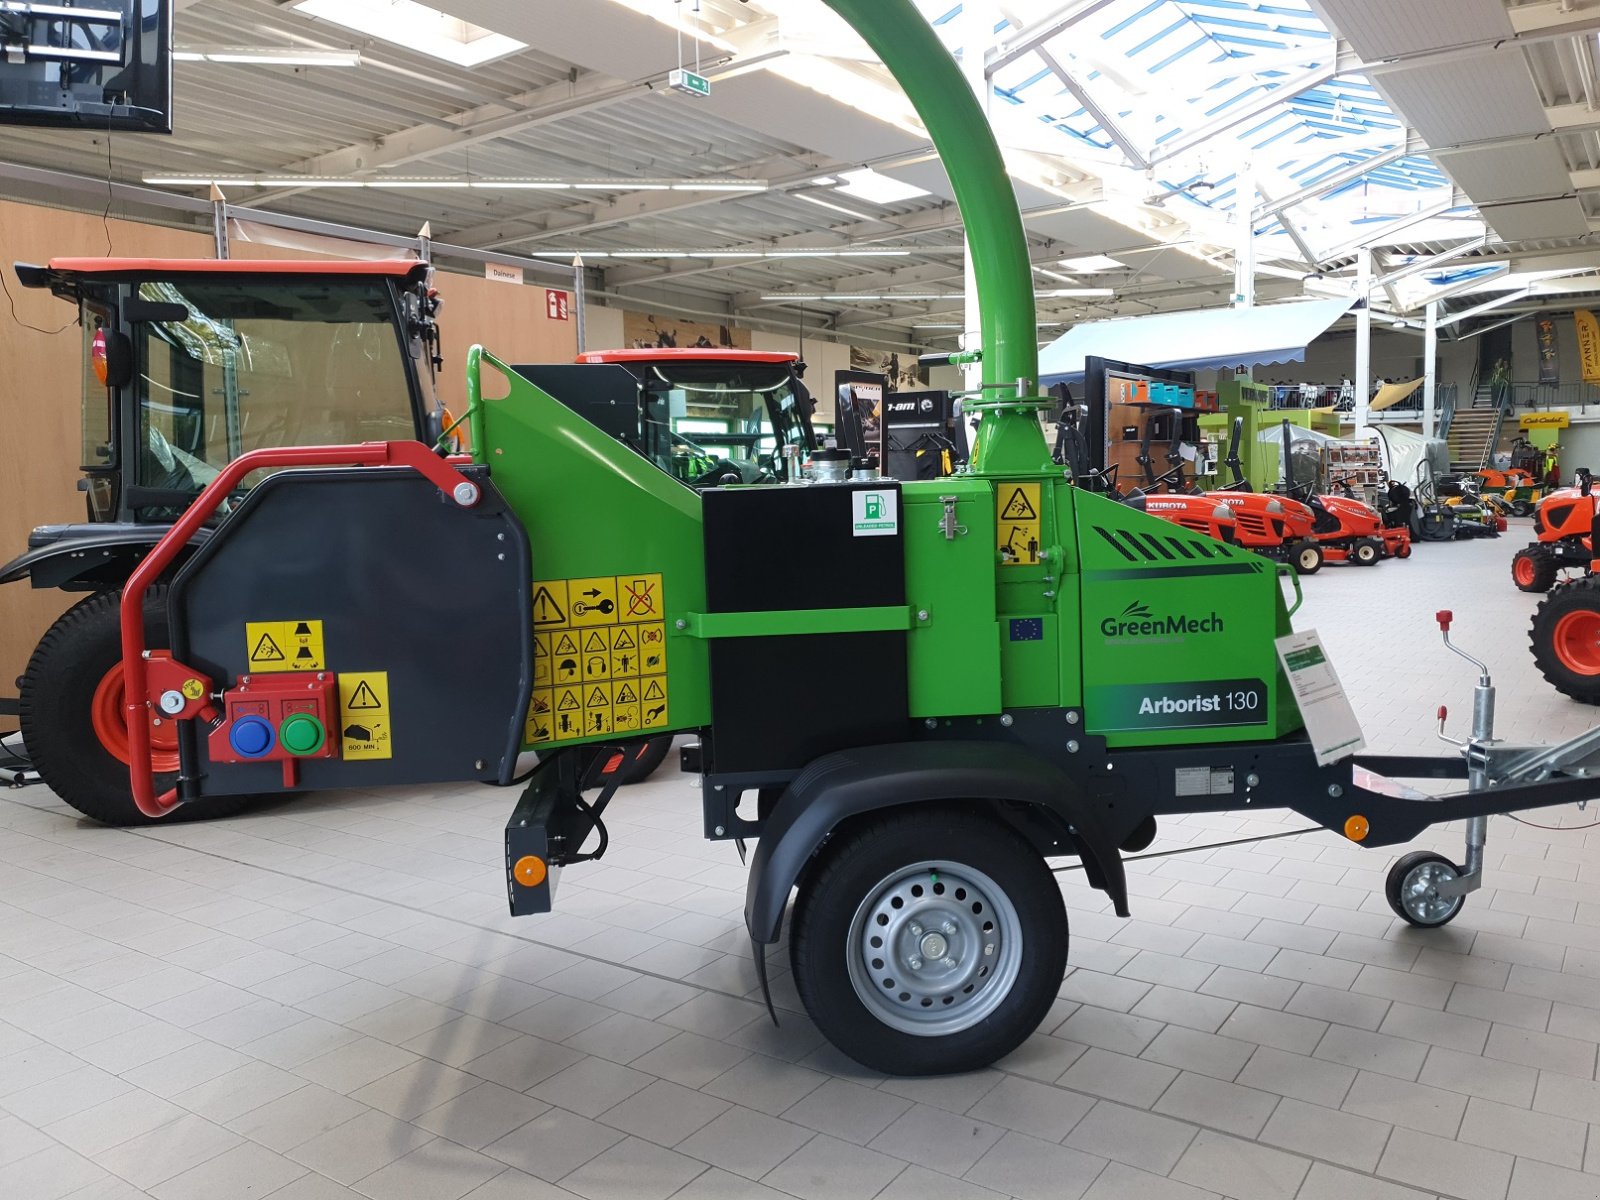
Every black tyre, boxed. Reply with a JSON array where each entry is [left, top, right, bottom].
[[1418, 511, 1456, 541], [789, 807, 1067, 1075], [1530, 578, 1600, 703], [1385, 851, 1466, 927], [1512, 500, 1533, 518], [1352, 538, 1381, 566], [1512, 546, 1558, 593], [1292, 541, 1323, 575], [20, 589, 252, 826]]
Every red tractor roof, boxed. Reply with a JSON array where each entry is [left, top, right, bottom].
[[577, 348, 798, 365]]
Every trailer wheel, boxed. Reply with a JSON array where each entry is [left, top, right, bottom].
[[1352, 538, 1381, 566], [1385, 851, 1466, 927], [1531, 578, 1600, 703], [1512, 547, 1557, 593], [20, 589, 251, 826], [789, 807, 1067, 1075], [1292, 541, 1323, 575]]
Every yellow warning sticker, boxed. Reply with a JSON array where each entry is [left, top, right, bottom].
[[339, 671, 391, 760], [246, 620, 325, 672], [525, 573, 671, 747], [569, 577, 619, 627], [525, 689, 554, 744], [997, 482, 1042, 567], [531, 581, 569, 628]]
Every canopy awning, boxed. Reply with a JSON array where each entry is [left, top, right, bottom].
[[1038, 297, 1353, 385], [1370, 378, 1423, 411]]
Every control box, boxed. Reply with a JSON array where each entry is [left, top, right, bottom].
[[208, 672, 340, 765]]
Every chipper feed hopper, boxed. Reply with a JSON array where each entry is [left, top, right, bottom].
[[105, 0, 1600, 1075]]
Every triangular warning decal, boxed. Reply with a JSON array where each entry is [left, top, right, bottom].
[[584, 631, 607, 653], [348, 681, 383, 709], [534, 639, 548, 657], [554, 634, 579, 655], [1001, 487, 1038, 520], [531, 586, 567, 625], [611, 627, 637, 650], [586, 687, 608, 708], [557, 690, 581, 711], [643, 679, 665, 700], [251, 633, 286, 662], [615, 683, 638, 703]]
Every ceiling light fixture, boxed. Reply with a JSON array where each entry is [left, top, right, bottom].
[[834, 167, 931, 206], [524, 248, 913, 260], [1059, 255, 1125, 272], [174, 46, 362, 65]]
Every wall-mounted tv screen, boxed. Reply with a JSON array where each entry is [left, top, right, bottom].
[[0, 1, 172, 133]]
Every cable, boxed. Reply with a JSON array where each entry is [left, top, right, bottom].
[[1505, 812, 1600, 831], [1050, 824, 1319, 873]]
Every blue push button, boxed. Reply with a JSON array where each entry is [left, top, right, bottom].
[[229, 715, 275, 758]]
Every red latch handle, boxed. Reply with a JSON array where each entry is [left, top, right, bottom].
[[1436, 609, 1453, 632], [120, 441, 479, 818]]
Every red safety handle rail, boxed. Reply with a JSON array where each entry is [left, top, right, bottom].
[[120, 441, 480, 818]]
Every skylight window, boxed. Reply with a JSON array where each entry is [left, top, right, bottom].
[[1059, 255, 1125, 273], [293, 0, 527, 67], [835, 168, 930, 205]]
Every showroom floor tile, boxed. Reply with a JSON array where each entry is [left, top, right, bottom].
[[7, 527, 1600, 1197]]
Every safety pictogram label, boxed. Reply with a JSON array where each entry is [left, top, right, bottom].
[[339, 671, 391, 760], [246, 619, 325, 672], [997, 482, 1042, 567], [527, 573, 670, 745], [532, 582, 569, 628]]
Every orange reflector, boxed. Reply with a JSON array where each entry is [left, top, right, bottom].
[[513, 855, 548, 888], [1344, 815, 1369, 842]]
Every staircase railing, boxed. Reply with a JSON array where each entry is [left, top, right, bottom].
[[1438, 386, 1457, 440]]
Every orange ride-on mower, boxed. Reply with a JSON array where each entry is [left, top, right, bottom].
[[1275, 422, 1393, 567], [1511, 470, 1597, 593], [1145, 419, 1318, 579]]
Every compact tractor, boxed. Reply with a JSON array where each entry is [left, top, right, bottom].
[[18, 0, 1600, 1077], [0, 262, 827, 819], [1511, 471, 1596, 592]]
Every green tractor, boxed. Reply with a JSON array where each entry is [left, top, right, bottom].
[[36, 0, 1600, 1077]]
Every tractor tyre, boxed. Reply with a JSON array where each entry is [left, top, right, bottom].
[[20, 589, 253, 825], [1512, 500, 1534, 518], [1352, 538, 1382, 566], [1530, 578, 1600, 704], [615, 736, 673, 785], [1291, 541, 1323, 575], [790, 806, 1067, 1075], [1512, 546, 1558, 593]]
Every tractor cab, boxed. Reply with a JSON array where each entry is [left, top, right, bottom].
[[14, 258, 442, 533], [517, 348, 817, 488]]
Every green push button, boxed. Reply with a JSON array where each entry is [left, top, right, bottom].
[[279, 713, 326, 756]]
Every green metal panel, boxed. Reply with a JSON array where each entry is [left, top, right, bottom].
[[683, 607, 913, 638], [1069, 488, 1298, 747], [468, 349, 711, 751], [902, 481, 1001, 717]]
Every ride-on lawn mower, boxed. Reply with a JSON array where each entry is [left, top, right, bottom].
[[1475, 466, 1543, 516], [37, 0, 1600, 1077], [1203, 417, 1326, 575], [1512, 470, 1596, 593], [1273, 421, 1398, 566]]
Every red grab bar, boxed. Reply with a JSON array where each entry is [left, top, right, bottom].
[[120, 441, 480, 818]]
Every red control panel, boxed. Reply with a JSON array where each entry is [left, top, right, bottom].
[[209, 673, 341, 772]]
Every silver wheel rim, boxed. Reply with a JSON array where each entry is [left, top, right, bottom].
[[846, 860, 1024, 1037], [1400, 860, 1462, 924]]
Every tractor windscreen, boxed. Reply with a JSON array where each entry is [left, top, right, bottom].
[[131, 278, 414, 509], [646, 362, 814, 483]]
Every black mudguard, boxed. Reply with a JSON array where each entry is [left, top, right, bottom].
[[743, 740, 1129, 945], [0, 524, 208, 590]]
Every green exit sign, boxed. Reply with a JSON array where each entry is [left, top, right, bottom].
[[668, 68, 711, 97]]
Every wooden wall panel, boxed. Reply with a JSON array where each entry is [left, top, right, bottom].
[[0, 199, 574, 701]]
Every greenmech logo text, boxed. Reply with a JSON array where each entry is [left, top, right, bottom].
[[1100, 600, 1225, 640]]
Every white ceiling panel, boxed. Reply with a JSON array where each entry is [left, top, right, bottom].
[[1479, 196, 1591, 241], [1434, 141, 1574, 204], [1377, 52, 1549, 146], [1310, 0, 1510, 61], [1028, 206, 1153, 254]]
